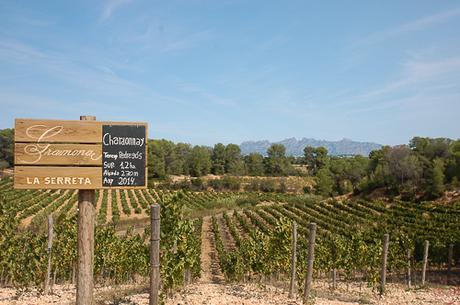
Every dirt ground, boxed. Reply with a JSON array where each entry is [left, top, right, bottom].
[[1, 281, 459, 305]]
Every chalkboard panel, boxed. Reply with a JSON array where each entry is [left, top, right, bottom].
[[102, 125, 146, 187]]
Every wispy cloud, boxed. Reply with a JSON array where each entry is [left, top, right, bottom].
[[257, 34, 290, 53], [358, 56, 460, 100], [333, 53, 460, 116], [0, 90, 62, 109], [161, 29, 213, 52], [120, 23, 214, 55], [353, 8, 460, 47], [0, 38, 189, 108], [0, 40, 48, 62], [101, 0, 133, 21], [177, 81, 237, 107]]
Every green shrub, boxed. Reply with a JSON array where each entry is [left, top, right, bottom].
[[259, 179, 276, 193]]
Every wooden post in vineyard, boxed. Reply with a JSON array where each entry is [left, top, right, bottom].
[[379, 234, 389, 296], [332, 269, 337, 290], [77, 115, 96, 305], [150, 204, 161, 305], [406, 247, 411, 289], [44, 215, 53, 294], [421, 240, 429, 286], [303, 223, 317, 303], [289, 222, 297, 299], [332, 238, 337, 290], [447, 244, 453, 284]]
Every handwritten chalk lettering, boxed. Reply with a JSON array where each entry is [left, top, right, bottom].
[[103, 177, 114, 185], [120, 161, 136, 170], [103, 152, 118, 160], [118, 177, 136, 185], [121, 170, 139, 177], [103, 133, 145, 147], [103, 169, 120, 176], [103, 161, 115, 169], [119, 151, 143, 159]]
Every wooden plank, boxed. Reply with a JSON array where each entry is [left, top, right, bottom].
[[15, 143, 102, 165], [14, 166, 102, 189], [15, 119, 101, 143], [15, 119, 147, 143], [14, 166, 148, 189]]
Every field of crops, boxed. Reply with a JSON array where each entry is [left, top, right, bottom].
[[0, 177, 202, 290], [0, 175, 459, 299], [210, 195, 460, 289], [0, 177, 238, 230]]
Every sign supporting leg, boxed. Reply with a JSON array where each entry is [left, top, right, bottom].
[[77, 115, 96, 305], [77, 189, 95, 305]]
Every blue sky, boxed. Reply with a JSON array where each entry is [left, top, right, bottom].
[[1, 1, 459, 146]]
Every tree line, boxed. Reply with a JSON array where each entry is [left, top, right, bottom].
[[0, 128, 13, 170], [148, 140, 299, 178], [149, 136, 460, 200], [312, 137, 460, 200], [0, 128, 458, 200]]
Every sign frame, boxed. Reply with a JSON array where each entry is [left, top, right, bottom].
[[14, 118, 148, 190]]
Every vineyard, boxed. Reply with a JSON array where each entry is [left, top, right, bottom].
[[0, 177, 238, 230], [210, 197, 460, 288], [0, 177, 202, 293], [0, 176, 459, 303]]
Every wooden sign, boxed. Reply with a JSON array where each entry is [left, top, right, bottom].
[[14, 118, 148, 189]]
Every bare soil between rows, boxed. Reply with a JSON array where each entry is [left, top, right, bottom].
[[1, 281, 459, 305]]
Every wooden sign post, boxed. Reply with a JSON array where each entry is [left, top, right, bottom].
[[77, 115, 96, 305], [14, 117, 148, 305]]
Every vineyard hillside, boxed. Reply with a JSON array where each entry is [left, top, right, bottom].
[[0, 176, 459, 304]]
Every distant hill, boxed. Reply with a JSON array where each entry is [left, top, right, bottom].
[[240, 137, 382, 157]]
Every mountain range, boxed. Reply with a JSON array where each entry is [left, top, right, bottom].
[[240, 138, 382, 157]]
